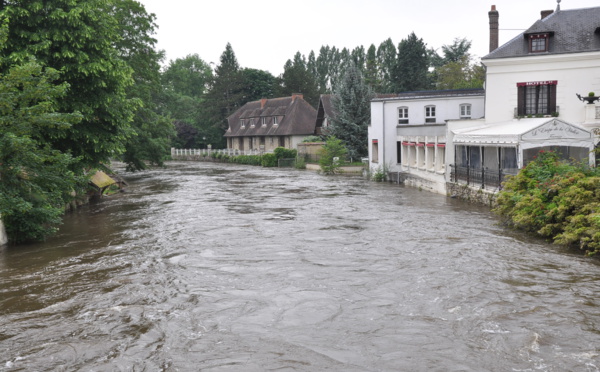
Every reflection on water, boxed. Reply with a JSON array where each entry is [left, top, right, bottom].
[[0, 161, 599, 371]]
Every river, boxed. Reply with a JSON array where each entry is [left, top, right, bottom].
[[0, 161, 599, 371]]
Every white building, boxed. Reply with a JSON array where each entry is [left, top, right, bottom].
[[449, 3, 600, 190], [369, 2, 600, 195], [368, 89, 484, 194]]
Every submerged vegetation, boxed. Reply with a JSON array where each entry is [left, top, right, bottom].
[[494, 151, 600, 256]]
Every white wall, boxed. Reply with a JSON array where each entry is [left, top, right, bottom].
[[483, 52, 600, 126], [0, 215, 7, 246], [369, 95, 485, 174]]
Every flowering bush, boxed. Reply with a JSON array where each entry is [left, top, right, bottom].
[[495, 151, 600, 256]]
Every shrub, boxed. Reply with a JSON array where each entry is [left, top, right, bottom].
[[261, 153, 277, 167], [495, 151, 600, 255], [318, 136, 347, 175], [274, 147, 297, 160], [294, 156, 306, 169]]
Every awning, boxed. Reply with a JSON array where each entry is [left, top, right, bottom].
[[452, 118, 592, 149]]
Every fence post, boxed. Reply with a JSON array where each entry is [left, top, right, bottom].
[[482, 167, 486, 189]]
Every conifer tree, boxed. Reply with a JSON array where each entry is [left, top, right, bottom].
[[394, 32, 431, 91], [326, 62, 373, 160]]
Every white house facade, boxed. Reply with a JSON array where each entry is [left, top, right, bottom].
[[368, 89, 484, 194], [448, 4, 600, 191]]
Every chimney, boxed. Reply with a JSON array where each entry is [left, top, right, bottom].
[[489, 5, 499, 53], [260, 98, 267, 108], [291, 93, 303, 102], [541, 10, 553, 19]]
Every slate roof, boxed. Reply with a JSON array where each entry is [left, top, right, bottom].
[[483, 6, 600, 60], [224, 95, 317, 138], [315, 94, 335, 129], [370, 88, 485, 102]]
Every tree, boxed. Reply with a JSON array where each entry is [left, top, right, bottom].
[[325, 62, 373, 160], [0, 61, 85, 243], [0, 0, 138, 169], [394, 32, 431, 91], [113, 0, 175, 171], [279, 52, 319, 106], [204, 43, 244, 145], [364, 44, 380, 91], [376, 38, 398, 93], [162, 54, 213, 98], [318, 137, 348, 175], [239, 68, 277, 102], [436, 55, 485, 90]]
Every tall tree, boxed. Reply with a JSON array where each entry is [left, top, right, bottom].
[[325, 62, 373, 160], [113, 0, 175, 171], [279, 52, 319, 106], [364, 44, 380, 92], [204, 43, 244, 142], [394, 32, 431, 91], [0, 0, 137, 169], [162, 54, 213, 98], [376, 38, 397, 93]]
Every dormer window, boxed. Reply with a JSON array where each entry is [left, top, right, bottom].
[[261, 117, 267, 127], [529, 33, 549, 53], [273, 116, 279, 125], [240, 119, 245, 128]]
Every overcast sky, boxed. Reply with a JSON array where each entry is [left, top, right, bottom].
[[137, 0, 599, 76]]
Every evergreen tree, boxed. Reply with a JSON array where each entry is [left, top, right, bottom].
[[326, 62, 373, 160], [394, 32, 431, 91], [239, 68, 277, 102], [204, 43, 244, 143]]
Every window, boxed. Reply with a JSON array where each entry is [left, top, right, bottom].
[[517, 81, 557, 116], [425, 106, 436, 123], [261, 117, 267, 126], [372, 140, 379, 163], [240, 119, 245, 128], [529, 33, 549, 53], [273, 116, 278, 125], [396, 141, 402, 163], [398, 107, 409, 124], [460, 104, 471, 119]]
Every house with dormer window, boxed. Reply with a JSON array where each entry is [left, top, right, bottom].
[[447, 3, 600, 190], [225, 94, 317, 152]]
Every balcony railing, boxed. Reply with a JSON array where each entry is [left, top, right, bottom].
[[450, 164, 519, 190]]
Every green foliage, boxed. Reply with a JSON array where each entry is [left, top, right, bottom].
[[273, 147, 297, 160], [302, 135, 323, 143], [495, 151, 600, 255], [114, 0, 175, 171], [326, 62, 372, 159], [230, 154, 262, 166], [279, 52, 320, 107], [318, 137, 348, 175], [294, 156, 306, 169], [0, 61, 85, 243], [371, 165, 387, 182], [394, 33, 431, 91], [260, 153, 277, 167], [0, 0, 138, 168]]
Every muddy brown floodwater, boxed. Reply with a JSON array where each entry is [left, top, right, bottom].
[[0, 161, 599, 371]]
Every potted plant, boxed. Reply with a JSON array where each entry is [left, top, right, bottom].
[[576, 92, 599, 104]]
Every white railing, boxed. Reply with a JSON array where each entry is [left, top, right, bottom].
[[170, 148, 269, 159]]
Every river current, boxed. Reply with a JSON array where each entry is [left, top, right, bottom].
[[0, 161, 599, 371]]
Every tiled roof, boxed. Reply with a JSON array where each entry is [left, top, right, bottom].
[[224, 95, 317, 137], [483, 6, 600, 60], [370, 88, 485, 102]]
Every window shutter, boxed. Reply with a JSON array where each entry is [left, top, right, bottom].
[[548, 84, 557, 114], [517, 86, 525, 116]]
